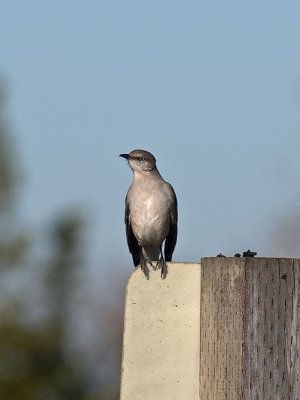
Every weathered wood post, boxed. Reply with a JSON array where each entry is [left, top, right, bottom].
[[120, 258, 300, 399], [200, 257, 300, 399]]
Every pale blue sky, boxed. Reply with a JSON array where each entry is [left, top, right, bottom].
[[1, 1, 300, 276]]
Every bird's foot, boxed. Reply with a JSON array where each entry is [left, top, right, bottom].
[[156, 257, 167, 279], [140, 258, 150, 279]]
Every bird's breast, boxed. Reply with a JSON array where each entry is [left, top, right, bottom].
[[130, 191, 170, 246]]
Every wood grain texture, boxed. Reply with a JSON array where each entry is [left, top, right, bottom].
[[200, 257, 300, 400], [200, 257, 244, 399]]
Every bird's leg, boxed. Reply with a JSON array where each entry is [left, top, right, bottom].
[[156, 245, 167, 278], [140, 250, 150, 279]]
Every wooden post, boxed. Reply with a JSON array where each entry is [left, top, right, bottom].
[[200, 257, 300, 399]]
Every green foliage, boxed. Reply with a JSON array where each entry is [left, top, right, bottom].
[[0, 83, 119, 399], [0, 313, 86, 400], [0, 85, 16, 208]]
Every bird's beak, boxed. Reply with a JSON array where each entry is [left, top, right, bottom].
[[119, 153, 129, 159]]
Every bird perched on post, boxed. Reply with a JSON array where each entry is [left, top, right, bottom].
[[119, 149, 178, 278]]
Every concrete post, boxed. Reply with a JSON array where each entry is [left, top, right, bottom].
[[120, 263, 201, 400]]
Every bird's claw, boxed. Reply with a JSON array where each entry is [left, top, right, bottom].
[[140, 260, 149, 279], [140, 257, 167, 279], [140, 258, 151, 279], [156, 257, 167, 278]]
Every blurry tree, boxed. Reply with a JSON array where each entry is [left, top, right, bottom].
[[0, 84, 28, 267], [0, 82, 121, 399]]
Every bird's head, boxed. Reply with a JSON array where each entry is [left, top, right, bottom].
[[119, 149, 157, 173]]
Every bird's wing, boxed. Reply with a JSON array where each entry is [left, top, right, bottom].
[[125, 194, 140, 267], [164, 185, 178, 262]]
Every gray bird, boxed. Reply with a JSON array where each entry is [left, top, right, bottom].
[[120, 149, 178, 278]]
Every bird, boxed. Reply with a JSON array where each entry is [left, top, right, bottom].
[[119, 149, 178, 278]]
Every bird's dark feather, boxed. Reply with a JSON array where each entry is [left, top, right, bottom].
[[164, 189, 178, 261], [125, 196, 140, 267]]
